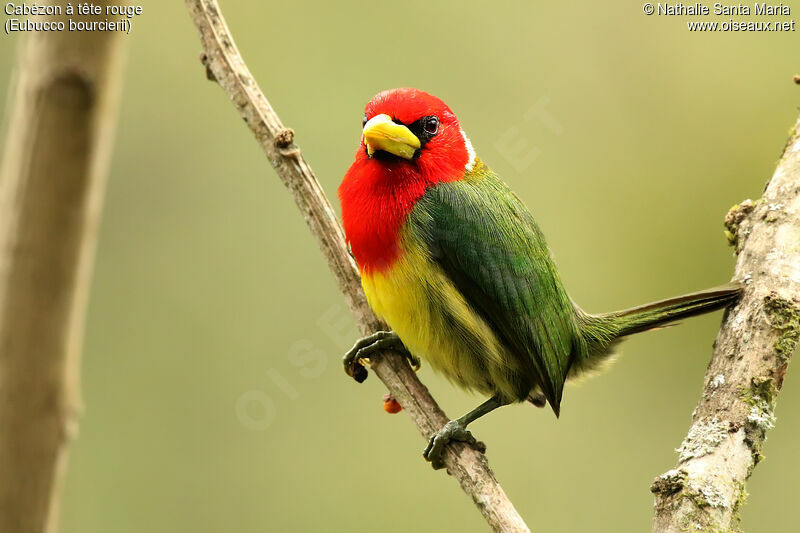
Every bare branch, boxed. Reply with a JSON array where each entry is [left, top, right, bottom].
[[0, 5, 126, 532], [651, 114, 800, 531], [184, 1, 530, 531]]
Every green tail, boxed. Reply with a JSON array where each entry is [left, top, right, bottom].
[[577, 282, 743, 364], [604, 282, 743, 338]]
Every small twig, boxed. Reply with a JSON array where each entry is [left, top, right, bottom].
[[184, 1, 530, 531], [651, 115, 800, 531]]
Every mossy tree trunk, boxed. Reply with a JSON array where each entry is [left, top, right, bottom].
[[651, 115, 800, 532]]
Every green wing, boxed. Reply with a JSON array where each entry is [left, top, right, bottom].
[[409, 167, 583, 415]]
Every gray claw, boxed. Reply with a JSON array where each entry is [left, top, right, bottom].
[[423, 420, 484, 470], [342, 331, 419, 382]]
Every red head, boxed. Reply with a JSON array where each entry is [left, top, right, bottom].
[[338, 89, 477, 272]]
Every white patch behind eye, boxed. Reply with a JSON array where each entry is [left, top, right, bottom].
[[460, 128, 476, 171]]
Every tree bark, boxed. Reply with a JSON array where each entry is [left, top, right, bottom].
[[184, 1, 530, 531], [651, 114, 800, 531], [0, 5, 126, 533]]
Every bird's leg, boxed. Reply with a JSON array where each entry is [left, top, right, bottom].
[[342, 330, 420, 383], [423, 395, 506, 470]]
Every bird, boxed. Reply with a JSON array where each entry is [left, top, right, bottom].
[[338, 88, 741, 469]]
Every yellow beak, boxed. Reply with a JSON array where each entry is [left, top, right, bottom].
[[362, 114, 421, 160]]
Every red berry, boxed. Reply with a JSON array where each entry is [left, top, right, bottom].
[[383, 394, 402, 414]]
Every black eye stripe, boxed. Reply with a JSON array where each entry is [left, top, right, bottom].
[[366, 114, 440, 151], [407, 115, 440, 146]]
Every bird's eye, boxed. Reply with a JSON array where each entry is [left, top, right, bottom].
[[362, 114, 368, 127], [424, 116, 440, 135]]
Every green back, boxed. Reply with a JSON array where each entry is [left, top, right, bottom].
[[408, 162, 584, 414]]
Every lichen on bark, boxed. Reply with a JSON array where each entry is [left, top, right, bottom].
[[652, 113, 800, 532]]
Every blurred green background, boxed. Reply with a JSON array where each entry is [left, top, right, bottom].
[[1, 1, 798, 531]]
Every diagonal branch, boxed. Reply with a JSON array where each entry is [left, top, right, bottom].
[[651, 113, 800, 532], [184, 1, 530, 531]]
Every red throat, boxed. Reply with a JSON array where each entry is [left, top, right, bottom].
[[338, 89, 472, 273]]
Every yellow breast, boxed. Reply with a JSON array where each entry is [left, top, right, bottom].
[[360, 231, 529, 401]]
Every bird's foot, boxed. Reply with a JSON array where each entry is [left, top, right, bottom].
[[423, 420, 486, 470], [342, 330, 420, 383]]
